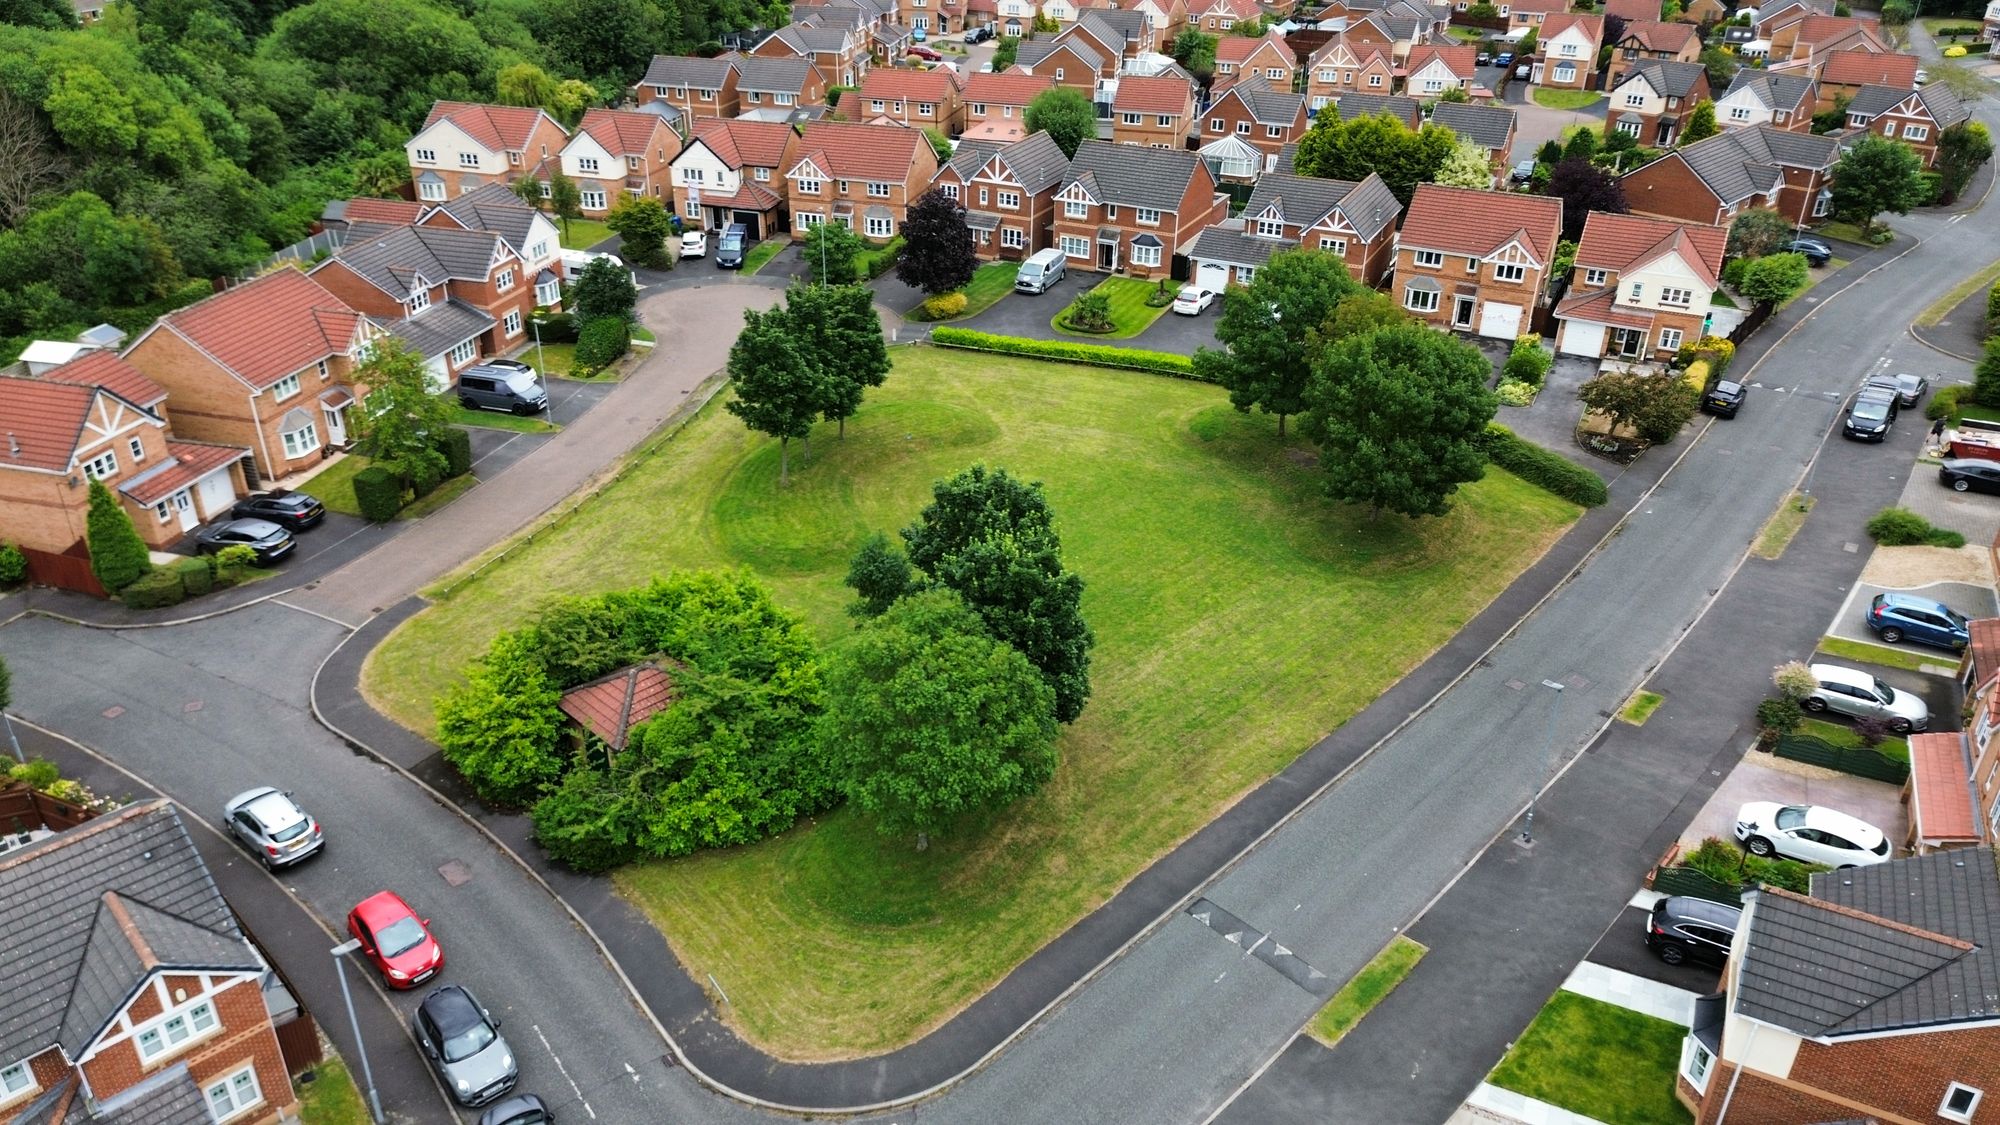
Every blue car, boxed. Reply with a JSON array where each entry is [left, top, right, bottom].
[[1865, 592, 1969, 651]]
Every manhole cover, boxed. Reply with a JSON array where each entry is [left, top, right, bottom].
[[1505, 679, 1526, 691], [438, 860, 473, 887]]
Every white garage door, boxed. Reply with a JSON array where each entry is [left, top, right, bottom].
[[1478, 301, 1523, 340], [1558, 320, 1605, 358], [1195, 261, 1229, 295], [194, 468, 235, 520]]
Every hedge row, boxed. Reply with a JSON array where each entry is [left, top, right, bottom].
[[930, 327, 1212, 382], [1478, 424, 1609, 508]]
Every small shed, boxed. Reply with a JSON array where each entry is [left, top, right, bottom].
[[557, 662, 676, 760]]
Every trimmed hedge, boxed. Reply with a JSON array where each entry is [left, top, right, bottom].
[[438, 427, 473, 478], [930, 327, 1211, 381], [1478, 424, 1609, 507], [531, 312, 579, 344], [173, 556, 214, 597], [855, 236, 905, 281], [0, 543, 23, 585], [121, 569, 186, 609], [575, 316, 631, 372], [1987, 279, 2000, 332], [352, 466, 404, 522]]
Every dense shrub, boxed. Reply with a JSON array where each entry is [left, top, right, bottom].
[[1772, 661, 1816, 701], [919, 292, 968, 320], [173, 556, 214, 597], [0, 543, 24, 585], [1477, 424, 1609, 507], [213, 545, 256, 586], [408, 458, 443, 498], [86, 479, 152, 593], [574, 316, 631, 373], [856, 236, 905, 280], [1496, 379, 1538, 406], [1988, 279, 2000, 332], [930, 328, 1204, 380], [1757, 696, 1803, 738], [1501, 335, 1552, 388], [8, 758, 59, 789], [1675, 335, 1736, 378], [532, 312, 580, 344], [1680, 835, 1823, 893], [1928, 383, 1971, 421], [530, 768, 637, 873], [1683, 359, 1712, 393], [351, 466, 404, 522], [1866, 506, 1963, 547], [437, 427, 474, 479], [1721, 258, 1749, 288], [436, 631, 567, 807], [120, 569, 186, 609]]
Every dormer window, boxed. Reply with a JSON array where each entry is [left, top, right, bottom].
[[408, 288, 432, 315], [1628, 282, 1643, 301], [1255, 217, 1284, 237], [1584, 267, 1607, 286]]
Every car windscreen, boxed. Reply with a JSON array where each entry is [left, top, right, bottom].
[[1851, 401, 1888, 422], [270, 819, 309, 842], [720, 234, 743, 251], [1019, 264, 1041, 279], [503, 371, 541, 394], [377, 916, 427, 958], [1774, 805, 1807, 830], [1873, 677, 1895, 702], [441, 1017, 497, 1063]]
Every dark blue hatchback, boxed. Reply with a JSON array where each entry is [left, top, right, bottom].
[[1865, 592, 1969, 651]]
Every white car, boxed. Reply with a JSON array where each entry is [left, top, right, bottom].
[[1172, 285, 1215, 316], [680, 230, 708, 259], [1733, 802, 1891, 868]]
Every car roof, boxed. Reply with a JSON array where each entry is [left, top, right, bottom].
[[224, 518, 284, 535], [243, 790, 305, 831], [1801, 804, 1885, 846], [1944, 458, 2000, 471], [1877, 591, 1954, 615], [1715, 381, 1743, 393], [1660, 896, 1741, 926], [1809, 662, 1876, 688], [353, 890, 415, 925], [421, 985, 484, 1033]]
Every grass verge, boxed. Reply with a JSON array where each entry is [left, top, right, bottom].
[[1306, 935, 1426, 1047], [1619, 690, 1664, 725], [1818, 220, 1883, 246], [362, 347, 1580, 1057], [632, 324, 657, 344], [1053, 276, 1175, 339], [296, 1056, 369, 1125], [1916, 259, 2000, 328], [1488, 991, 1693, 1125], [742, 240, 787, 275], [449, 405, 557, 434], [1815, 634, 1956, 675], [1531, 88, 1603, 110], [521, 342, 577, 379], [1751, 491, 1814, 560], [1777, 260, 1848, 311], [558, 217, 616, 250], [401, 474, 477, 520], [1797, 715, 1910, 762]]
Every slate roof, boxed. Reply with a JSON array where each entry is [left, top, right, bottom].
[[1060, 138, 1209, 211], [690, 117, 799, 169], [790, 120, 928, 181], [323, 225, 507, 302], [1724, 69, 1817, 112], [1573, 210, 1726, 286], [1189, 222, 1285, 268], [1274, 141, 1300, 174], [1332, 93, 1422, 128], [1916, 82, 1972, 129], [965, 71, 1056, 107], [152, 269, 365, 392], [91, 1065, 212, 1125], [1243, 171, 1401, 240], [559, 662, 676, 752], [1400, 183, 1563, 261], [424, 184, 550, 261], [387, 299, 495, 360], [40, 351, 167, 410], [0, 801, 257, 1066], [1115, 75, 1195, 115], [119, 441, 248, 506], [729, 54, 818, 95], [1818, 48, 1919, 88], [1843, 83, 1910, 119], [422, 102, 559, 153], [1019, 36, 1106, 72], [641, 54, 739, 89], [947, 131, 1071, 193], [1431, 100, 1515, 151], [1659, 124, 1841, 205], [1216, 74, 1306, 126], [1622, 58, 1708, 99]]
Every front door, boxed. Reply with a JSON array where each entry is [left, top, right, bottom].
[[171, 489, 197, 532], [1098, 240, 1117, 270], [1452, 296, 1476, 328], [1609, 328, 1645, 358], [324, 405, 348, 446]]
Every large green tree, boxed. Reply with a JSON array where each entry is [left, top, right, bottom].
[[570, 256, 636, 324], [1726, 209, 1791, 260], [802, 221, 866, 285], [783, 282, 888, 438], [350, 338, 455, 486], [547, 169, 584, 236], [1302, 324, 1498, 519], [1681, 99, 1718, 144], [819, 589, 1058, 847], [0, 192, 181, 311], [1024, 87, 1096, 159], [1291, 111, 1457, 206], [1738, 251, 1809, 306], [1937, 122, 1994, 203], [1578, 368, 1700, 443], [1169, 28, 1217, 79], [85, 478, 151, 592], [606, 192, 673, 269], [725, 307, 826, 485], [1830, 133, 1927, 231], [1432, 138, 1494, 188], [1192, 248, 1363, 437], [895, 188, 977, 296]]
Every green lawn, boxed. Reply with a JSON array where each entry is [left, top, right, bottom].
[[1531, 88, 1603, 110], [1307, 936, 1426, 1047], [1710, 290, 1738, 308], [907, 261, 1022, 322], [1053, 276, 1175, 339], [401, 474, 478, 520], [295, 454, 370, 518], [1817, 220, 1883, 246], [1777, 257, 1849, 311], [1797, 715, 1910, 762], [742, 240, 787, 275], [632, 324, 656, 345], [1752, 492, 1814, 560], [296, 1056, 369, 1125], [450, 405, 556, 433], [559, 218, 616, 250], [361, 347, 1580, 1057], [520, 342, 577, 378], [1489, 992, 1693, 1125], [1815, 634, 1953, 677], [1619, 690, 1664, 725]]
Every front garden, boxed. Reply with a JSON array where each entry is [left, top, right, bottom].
[[1488, 992, 1693, 1125], [1053, 276, 1175, 339]]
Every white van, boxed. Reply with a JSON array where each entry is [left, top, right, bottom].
[[1015, 248, 1067, 294]]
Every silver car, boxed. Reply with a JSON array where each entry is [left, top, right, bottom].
[[222, 787, 323, 869], [1803, 662, 1929, 732], [415, 985, 518, 1107]]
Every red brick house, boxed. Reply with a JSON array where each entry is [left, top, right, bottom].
[[1503, 0, 1565, 31], [785, 121, 941, 241], [729, 54, 829, 115], [1811, 49, 1920, 112], [1050, 138, 1227, 279], [405, 102, 570, 203], [856, 67, 967, 135], [1623, 124, 1842, 227], [1842, 83, 1971, 169], [418, 184, 567, 309], [1194, 0, 1261, 33], [753, 21, 872, 88], [1530, 12, 1604, 92], [1111, 74, 1198, 148], [1200, 75, 1309, 174], [1604, 19, 1701, 90], [0, 801, 297, 1125], [123, 269, 376, 483], [1187, 171, 1401, 289], [962, 71, 1054, 144], [1676, 850, 2000, 1125], [310, 223, 531, 385], [1215, 31, 1296, 90], [1015, 36, 1112, 91], [558, 108, 683, 216], [1715, 70, 1818, 132], [1392, 184, 1563, 339], [672, 118, 802, 239], [1605, 60, 1711, 148], [1553, 211, 1725, 362], [1431, 100, 1518, 184], [931, 132, 1071, 259], [1306, 38, 1398, 111], [636, 55, 743, 121]]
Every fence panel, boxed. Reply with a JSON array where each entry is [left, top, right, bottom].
[[275, 1011, 324, 1072], [20, 545, 107, 598], [1771, 733, 1909, 784], [1650, 866, 1745, 905]]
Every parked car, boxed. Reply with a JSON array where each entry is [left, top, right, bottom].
[[1701, 380, 1746, 418], [459, 364, 549, 415], [230, 490, 325, 531], [479, 1095, 554, 1125], [964, 24, 993, 43], [714, 223, 748, 269], [414, 985, 519, 1107], [222, 787, 323, 868], [1475, 50, 1492, 66], [1801, 661, 1929, 732], [1939, 458, 2000, 494], [1915, 67, 1930, 85], [1513, 63, 1530, 79], [1509, 158, 1537, 185], [346, 891, 443, 989], [907, 44, 943, 61], [1643, 896, 1741, 967], [1891, 372, 1928, 407], [483, 358, 535, 376], [1733, 802, 1892, 868], [1865, 591, 1969, 651], [1842, 388, 1897, 441], [1780, 237, 1832, 267], [195, 518, 294, 564], [1172, 285, 1215, 316], [680, 229, 707, 259], [1495, 50, 1514, 66], [1015, 247, 1066, 294]]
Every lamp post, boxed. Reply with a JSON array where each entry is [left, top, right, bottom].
[[330, 939, 385, 1125], [1520, 679, 1565, 846]]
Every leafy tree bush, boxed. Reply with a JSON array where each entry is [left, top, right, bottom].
[[1721, 258, 1749, 287], [1545, 157, 1627, 242], [120, 569, 186, 609], [1865, 506, 1964, 547], [1061, 290, 1115, 332], [802, 221, 867, 285], [1192, 248, 1363, 436], [437, 427, 473, 478], [1169, 28, 1217, 79], [0, 543, 24, 585], [1681, 99, 1718, 144], [1988, 279, 2000, 333], [1772, 660, 1816, 701], [1291, 111, 1457, 207], [1726, 209, 1791, 260], [1756, 697, 1804, 739], [533, 312, 580, 343], [896, 189, 977, 296], [173, 556, 213, 596], [408, 457, 443, 498], [574, 315, 632, 372], [991, 35, 1021, 70], [8, 758, 61, 790], [1830, 134, 1928, 233], [530, 768, 636, 873], [783, 283, 889, 439], [845, 531, 912, 617], [1502, 335, 1552, 387], [570, 257, 637, 326], [726, 306, 825, 484], [606, 192, 674, 269], [1579, 368, 1698, 443], [214, 544, 256, 586], [1496, 379, 1538, 406], [436, 631, 568, 807], [1977, 336, 2000, 408], [1026, 88, 1096, 158], [1937, 123, 1993, 203], [351, 466, 404, 522], [350, 339, 452, 486], [86, 479, 151, 593], [1929, 383, 1971, 421]]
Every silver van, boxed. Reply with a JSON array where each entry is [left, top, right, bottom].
[[1015, 248, 1066, 294]]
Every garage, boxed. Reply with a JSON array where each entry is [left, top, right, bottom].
[[1195, 260, 1228, 295], [194, 468, 236, 520], [1558, 320, 1606, 358], [731, 211, 763, 240], [1478, 301, 1523, 340]]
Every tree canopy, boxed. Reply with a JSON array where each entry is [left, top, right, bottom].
[[1024, 87, 1095, 159], [896, 188, 977, 296], [1544, 157, 1628, 242], [350, 338, 455, 486], [1681, 100, 1718, 144], [802, 220, 866, 285], [1292, 111, 1458, 206], [1191, 248, 1364, 436], [1726, 209, 1792, 260], [725, 306, 827, 484], [1830, 134, 1928, 230], [1738, 252, 1810, 306], [782, 282, 889, 438], [571, 257, 636, 325], [1433, 138, 1495, 188]]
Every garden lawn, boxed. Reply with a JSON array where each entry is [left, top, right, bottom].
[[741, 240, 787, 275], [295, 454, 370, 518], [1531, 88, 1602, 110], [1815, 634, 1947, 676], [361, 347, 1579, 1058], [907, 261, 1021, 321], [520, 342, 576, 378], [296, 1057, 369, 1125], [1489, 992, 1693, 1125], [558, 218, 616, 250], [1797, 716, 1909, 762], [450, 405, 556, 433], [1053, 276, 1174, 339]]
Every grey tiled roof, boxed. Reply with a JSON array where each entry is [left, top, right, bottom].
[[641, 54, 737, 89], [1843, 83, 1907, 120], [389, 299, 495, 360], [330, 225, 505, 301], [428, 185, 546, 261], [732, 55, 817, 95], [945, 139, 1006, 178], [1625, 58, 1708, 100], [1431, 101, 1515, 151], [1659, 124, 1839, 205], [1734, 886, 1974, 1039], [1274, 141, 1300, 174], [1020, 37, 1106, 72], [1806, 846, 2000, 1034], [1079, 7, 1145, 44], [957, 131, 1071, 195], [92, 1063, 212, 1125], [1918, 83, 1971, 129], [1243, 171, 1400, 241], [1223, 75, 1304, 126], [0, 802, 252, 1066], [62, 897, 257, 1057], [1189, 222, 1287, 268], [1060, 138, 1209, 212], [1333, 93, 1421, 126], [1724, 69, 1815, 111]]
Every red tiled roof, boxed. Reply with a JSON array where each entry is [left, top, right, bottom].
[[1573, 211, 1727, 288], [1907, 733, 1980, 845], [692, 118, 795, 169], [344, 198, 427, 225], [860, 67, 961, 106], [1552, 286, 1658, 329], [423, 102, 561, 154], [697, 181, 785, 211], [558, 663, 675, 752], [961, 118, 1028, 143], [156, 269, 366, 392], [575, 108, 674, 157], [1401, 184, 1564, 262], [0, 376, 97, 473], [41, 351, 166, 408], [1539, 11, 1604, 44], [1968, 618, 2000, 686], [1509, 0, 1566, 13], [790, 120, 928, 181], [119, 441, 245, 506], [1200, 0, 1261, 17], [1114, 74, 1194, 114], [1217, 31, 1291, 66], [1602, 0, 1657, 21], [1621, 19, 1698, 53], [965, 71, 1056, 106], [1819, 48, 1918, 88], [1404, 44, 1477, 79], [1795, 13, 1873, 44]]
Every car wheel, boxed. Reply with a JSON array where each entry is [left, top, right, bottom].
[[1954, 478, 1971, 492], [1745, 835, 1775, 858], [1803, 696, 1827, 712], [1879, 626, 1903, 643], [1656, 943, 1686, 965], [1891, 718, 1913, 734]]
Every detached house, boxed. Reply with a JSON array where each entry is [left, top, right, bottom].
[[1676, 851, 2000, 1125], [1306, 38, 1399, 109], [1111, 74, 1199, 148], [636, 56, 743, 121], [1504, 0, 1566, 30], [1330, 91, 1424, 130], [1401, 44, 1481, 99], [1812, 49, 1920, 111], [857, 67, 967, 135], [1195, 0, 1262, 33], [1622, 124, 1842, 227], [1016, 36, 1111, 92], [310, 224, 530, 387], [1188, 171, 1401, 289], [559, 108, 683, 216], [753, 22, 872, 88], [1715, 70, 1818, 132], [931, 132, 1071, 259], [728, 55, 829, 116], [1531, 13, 1604, 92], [1987, 0, 2000, 44], [1604, 19, 1701, 90], [1842, 83, 1970, 169], [672, 118, 801, 239], [419, 184, 566, 309], [1553, 211, 1724, 362], [1050, 139, 1227, 278], [1200, 75, 1310, 176], [1431, 100, 1518, 184], [1215, 31, 1297, 90], [1772, 13, 1886, 63], [406, 102, 569, 203], [1606, 60, 1711, 147], [124, 269, 375, 482], [785, 121, 941, 241], [1678, 0, 1725, 24], [962, 71, 1055, 143], [1393, 184, 1563, 340], [0, 801, 298, 1125]]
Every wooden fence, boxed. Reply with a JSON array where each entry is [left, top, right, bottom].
[[0, 781, 102, 836], [1771, 733, 1909, 784], [1726, 301, 1774, 345], [20, 542, 107, 598]]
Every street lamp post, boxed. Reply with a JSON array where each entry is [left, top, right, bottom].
[[330, 939, 385, 1125], [1520, 679, 1565, 846], [1, 711, 21, 765]]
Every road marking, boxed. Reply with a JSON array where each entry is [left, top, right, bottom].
[[1185, 899, 1332, 996], [532, 1023, 595, 1120], [271, 598, 358, 629]]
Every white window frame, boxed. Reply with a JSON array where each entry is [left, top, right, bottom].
[[1882, 121, 1898, 137], [867, 181, 893, 198], [579, 156, 601, 174], [281, 422, 320, 459], [798, 175, 823, 194], [1413, 249, 1443, 268], [866, 215, 894, 238], [206, 1065, 263, 1122], [1553, 63, 1576, 83], [1660, 286, 1691, 308], [1905, 123, 1930, 142], [496, 268, 515, 292], [1, 1060, 35, 1100], [1368, 73, 1383, 87], [1001, 227, 1026, 248], [1156, 114, 1172, 127], [128, 436, 145, 462], [1584, 267, 1607, 287], [998, 190, 1021, 209], [504, 311, 524, 338], [414, 147, 437, 164], [1064, 199, 1089, 219], [1122, 111, 1143, 125], [1493, 262, 1526, 283], [1236, 120, 1252, 134], [1136, 207, 1161, 225], [941, 183, 960, 201], [449, 339, 477, 366], [136, 999, 219, 1062], [1131, 242, 1162, 267], [1941, 1084, 1984, 1124], [1059, 234, 1090, 258], [1729, 105, 1751, 121], [1319, 236, 1347, 256], [407, 288, 431, 315], [1678, 1037, 1715, 1095], [580, 189, 607, 211], [1404, 285, 1440, 312], [273, 373, 302, 401], [1255, 217, 1284, 238], [419, 180, 446, 202], [457, 152, 478, 169], [1658, 327, 1683, 351]]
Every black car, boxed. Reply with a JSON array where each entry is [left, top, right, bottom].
[[1892, 372, 1929, 407], [478, 1095, 554, 1125], [1701, 380, 1746, 418], [230, 490, 325, 531], [1780, 237, 1832, 267], [1509, 158, 1536, 185], [963, 23, 993, 42], [1843, 388, 1897, 441], [1940, 458, 2000, 494], [714, 222, 749, 269], [194, 518, 294, 563], [1644, 896, 1741, 967]]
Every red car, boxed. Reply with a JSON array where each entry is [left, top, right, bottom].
[[346, 891, 443, 989], [906, 44, 943, 61]]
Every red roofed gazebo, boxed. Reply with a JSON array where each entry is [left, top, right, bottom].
[[557, 662, 676, 758]]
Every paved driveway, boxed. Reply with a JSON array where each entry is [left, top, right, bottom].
[[1503, 80, 1609, 157], [948, 269, 1222, 353]]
